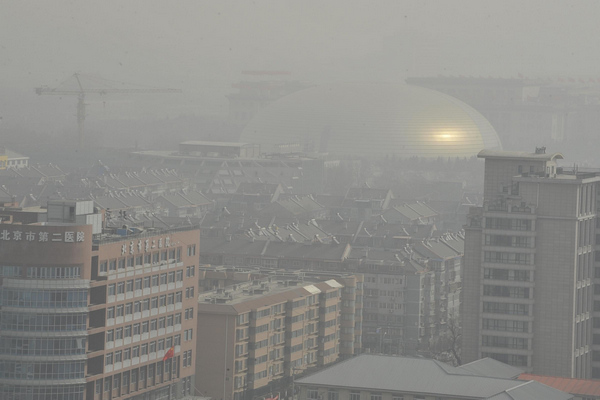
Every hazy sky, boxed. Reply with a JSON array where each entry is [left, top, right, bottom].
[[2, 0, 600, 124]]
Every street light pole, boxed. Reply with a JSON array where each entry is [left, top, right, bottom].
[[291, 367, 301, 400], [291, 370, 295, 400]]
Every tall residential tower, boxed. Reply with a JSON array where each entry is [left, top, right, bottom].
[[463, 148, 600, 378]]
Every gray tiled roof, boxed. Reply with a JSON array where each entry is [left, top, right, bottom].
[[456, 357, 524, 379], [295, 355, 572, 400]]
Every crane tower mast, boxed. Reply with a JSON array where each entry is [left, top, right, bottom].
[[35, 73, 182, 150]]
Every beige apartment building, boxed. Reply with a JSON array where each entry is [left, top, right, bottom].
[[463, 148, 600, 378], [195, 271, 363, 400]]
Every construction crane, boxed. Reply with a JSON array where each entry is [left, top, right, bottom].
[[35, 73, 182, 150]]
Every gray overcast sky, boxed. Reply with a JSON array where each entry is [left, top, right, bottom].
[[2, 0, 600, 121]]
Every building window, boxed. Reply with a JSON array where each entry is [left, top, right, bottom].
[[183, 349, 192, 367], [350, 392, 361, 400], [186, 266, 195, 277], [482, 335, 528, 349], [186, 287, 195, 299], [328, 390, 339, 400], [483, 285, 530, 299], [307, 390, 319, 400]]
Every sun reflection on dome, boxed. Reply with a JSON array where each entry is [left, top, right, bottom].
[[241, 84, 502, 158]]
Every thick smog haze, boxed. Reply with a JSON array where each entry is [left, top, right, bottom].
[[2, 0, 600, 124], [3, 2, 600, 397]]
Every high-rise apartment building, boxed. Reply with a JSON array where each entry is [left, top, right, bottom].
[[194, 270, 363, 400], [0, 200, 200, 400], [463, 148, 599, 378]]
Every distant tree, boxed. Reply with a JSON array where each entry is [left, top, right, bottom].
[[429, 314, 462, 366]]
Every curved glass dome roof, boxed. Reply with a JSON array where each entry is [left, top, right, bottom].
[[241, 83, 502, 158]]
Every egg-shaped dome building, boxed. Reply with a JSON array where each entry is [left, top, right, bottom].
[[240, 83, 502, 158]]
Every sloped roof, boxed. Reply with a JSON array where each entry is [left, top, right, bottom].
[[296, 355, 571, 400], [406, 201, 438, 218], [345, 187, 392, 200], [385, 205, 421, 221], [236, 182, 282, 195], [259, 196, 324, 218], [518, 373, 600, 397], [314, 194, 345, 208], [94, 196, 130, 211], [262, 241, 350, 261], [200, 236, 350, 262], [200, 236, 267, 258], [457, 357, 523, 379], [180, 191, 212, 206], [486, 381, 573, 400], [4, 148, 28, 159], [316, 220, 363, 237], [413, 238, 462, 260]]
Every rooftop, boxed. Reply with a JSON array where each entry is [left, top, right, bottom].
[[296, 354, 572, 400], [197, 273, 344, 310], [180, 141, 251, 147], [478, 149, 564, 162], [518, 373, 600, 397]]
